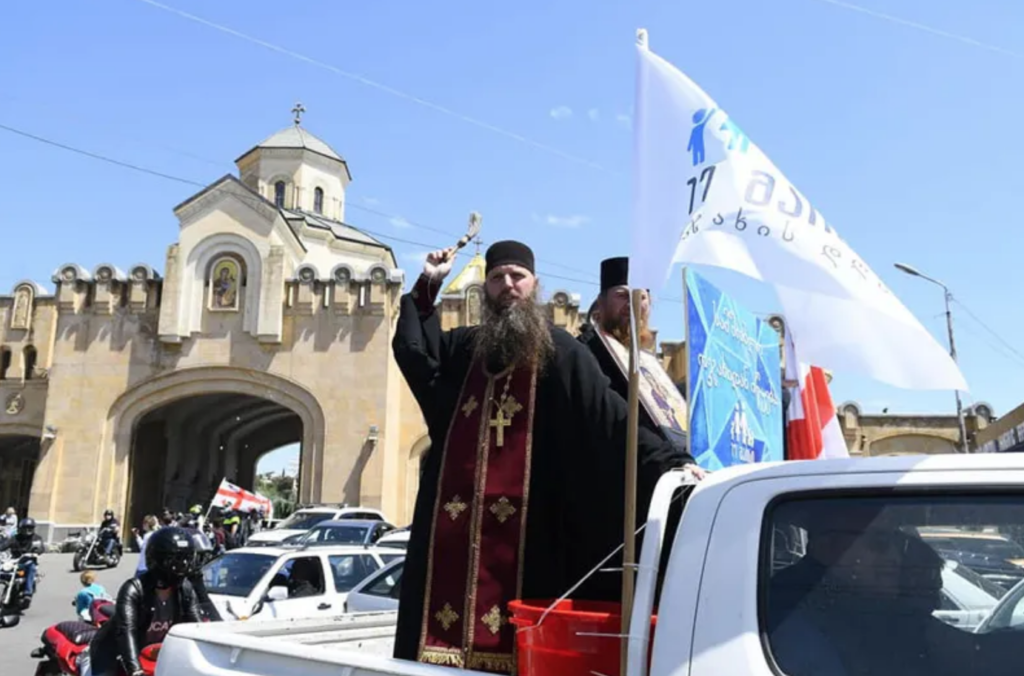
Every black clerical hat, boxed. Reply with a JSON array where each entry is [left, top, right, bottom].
[[600, 257, 629, 293], [485, 240, 535, 274]]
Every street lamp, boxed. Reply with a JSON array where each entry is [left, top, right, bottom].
[[894, 263, 969, 453]]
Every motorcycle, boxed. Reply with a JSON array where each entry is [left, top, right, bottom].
[[31, 629, 160, 676], [0, 551, 40, 627], [73, 528, 122, 571]]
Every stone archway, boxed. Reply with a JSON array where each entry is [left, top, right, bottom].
[[0, 423, 42, 518], [101, 367, 326, 528]]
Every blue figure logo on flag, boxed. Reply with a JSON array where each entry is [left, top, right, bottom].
[[688, 107, 750, 166]]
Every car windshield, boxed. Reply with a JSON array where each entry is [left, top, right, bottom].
[[203, 552, 276, 597], [275, 511, 335, 531], [299, 524, 368, 545]]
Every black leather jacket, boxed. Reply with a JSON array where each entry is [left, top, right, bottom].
[[89, 573, 201, 675], [0, 533, 44, 556]]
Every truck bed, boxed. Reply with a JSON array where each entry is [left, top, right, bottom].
[[157, 612, 496, 676]]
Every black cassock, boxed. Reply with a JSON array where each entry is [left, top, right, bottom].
[[577, 323, 690, 604], [392, 277, 690, 670]]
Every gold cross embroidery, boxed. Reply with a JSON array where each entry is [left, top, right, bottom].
[[435, 603, 459, 631], [489, 496, 516, 524], [443, 495, 468, 521], [489, 395, 522, 447], [481, 605, 506, 635], [461, 395, 479, 418]]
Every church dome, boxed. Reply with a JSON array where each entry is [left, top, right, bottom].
[[255, 125, 344, 162]]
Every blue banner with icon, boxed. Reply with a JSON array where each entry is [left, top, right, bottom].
[[685, 269, 783, 470]]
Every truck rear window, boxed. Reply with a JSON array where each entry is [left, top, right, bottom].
[[762, 493, 1024, 676]]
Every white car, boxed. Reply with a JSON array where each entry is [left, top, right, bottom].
[[202, 545, 404, 621], [934, 560, 1003, 631], [375, 527, 409, 551], [344, 557, 405, 614], [246, 506, 387, 546]]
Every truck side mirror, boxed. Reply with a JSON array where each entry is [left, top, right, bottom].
[[266, 585, 288, 602]]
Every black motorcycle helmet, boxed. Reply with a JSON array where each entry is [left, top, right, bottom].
[[145, 526, 196, 585], [103, 509, 114, 520], [17, 518, 35, 538]]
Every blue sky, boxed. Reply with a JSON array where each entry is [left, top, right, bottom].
[[3, 0, 1024, 437]]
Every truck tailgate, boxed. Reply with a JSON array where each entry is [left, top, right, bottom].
[[157, 613, 495, 676]]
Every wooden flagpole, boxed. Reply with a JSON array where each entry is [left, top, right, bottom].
[[620, 288, 643, 676]]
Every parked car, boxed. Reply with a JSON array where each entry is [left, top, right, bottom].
[[920, 528, 1024, 589], [934, 560, 1003, 631], [246, 506, 387, 546], [976, 576, 1024, 633], [283, 520, 397, 548], [344, 557, 405, 614], [201, 544, 402, 621], [376, 527, 409, 551]]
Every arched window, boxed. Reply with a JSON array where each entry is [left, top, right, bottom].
[[23, 345, 37, 380], [0, 347, 10, 380], [313, 187, 324, 215], [274, 181, 287, 208]]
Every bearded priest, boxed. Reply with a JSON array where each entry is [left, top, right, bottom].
[[392, 240, 699, 673]]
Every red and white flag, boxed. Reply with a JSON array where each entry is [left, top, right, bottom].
[[212, 478, 273, 519], [784, 330, 849, 460]]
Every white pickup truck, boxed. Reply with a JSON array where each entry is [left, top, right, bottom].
[[158, 454, 1024, 676]]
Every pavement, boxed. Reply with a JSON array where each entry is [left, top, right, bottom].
[[1, 552, 140, 675]]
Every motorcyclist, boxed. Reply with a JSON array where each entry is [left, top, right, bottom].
[[85, 526, 202, 676], [98, 509, 120, 560], [0, 517, 44, 597]]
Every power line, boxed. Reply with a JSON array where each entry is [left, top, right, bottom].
[[808, 0, 1024, 61], [0, 123, 204, 188], [132, 0, 618, 176], [952, 297, 1024, 365], [0, 121, 781, 314], [0, 120, 605, 291]]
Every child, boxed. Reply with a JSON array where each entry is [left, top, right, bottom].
[[75, 570, 109, 621]]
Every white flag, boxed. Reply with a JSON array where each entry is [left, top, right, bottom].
[[629, 32, 966, 391]]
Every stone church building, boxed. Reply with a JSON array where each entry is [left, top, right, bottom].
[[0, 121, 582, 540]]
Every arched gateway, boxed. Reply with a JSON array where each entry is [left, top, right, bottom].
[[0, 114, 583, 543], [106, 367, 325, 529]]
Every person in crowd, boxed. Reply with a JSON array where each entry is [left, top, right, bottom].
[[391, 241, 702, 672], [1, 506, 17, 536], [86, 527, 202, 676], [135, 515, 160, 578], [75, 570, 110, 622]]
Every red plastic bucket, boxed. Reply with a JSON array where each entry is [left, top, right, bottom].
[[508, 600, 656, 676]]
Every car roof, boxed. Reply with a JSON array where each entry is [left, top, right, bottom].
[[227, 545, 397, 558], [312, 519, 388, 529]]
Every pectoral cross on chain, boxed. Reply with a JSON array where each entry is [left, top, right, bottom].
[[489, 392, 523, 448]]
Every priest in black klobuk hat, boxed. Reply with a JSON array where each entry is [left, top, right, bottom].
[[392, 240, 698, 673]]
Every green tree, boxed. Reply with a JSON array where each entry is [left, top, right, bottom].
[[256, 471, 297, 519]]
